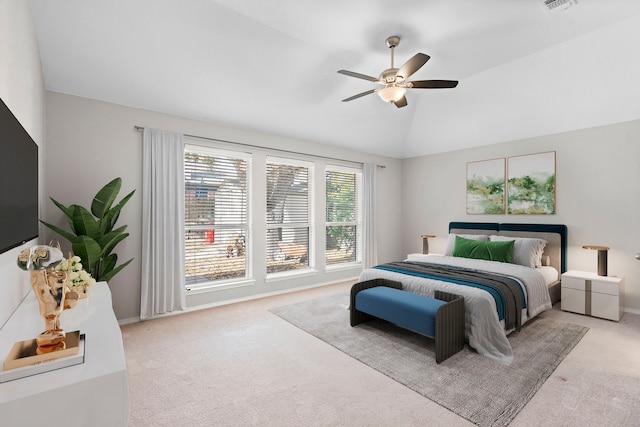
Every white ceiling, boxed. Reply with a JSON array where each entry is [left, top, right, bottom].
[[30, 0, 640, 158]]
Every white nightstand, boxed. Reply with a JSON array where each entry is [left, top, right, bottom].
[[561, 270, 625, 321]]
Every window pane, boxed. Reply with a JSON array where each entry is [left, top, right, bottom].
[[325, 167, 361, 266], [326, 170, 356, 223], [266, 159, 311, 274], [267, 227, 309, 273], [326, 225, 357, 265], [185, 228, 246, 284], [266, 162, 309, 225], [185, 148, 249, 285]]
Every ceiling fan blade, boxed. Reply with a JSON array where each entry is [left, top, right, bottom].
[[393, 96, 408, 108], [409, 80, 459, 89], [337, 70, 379, 82], [342, 89, 376, 102], [397, 53, 430, 80]]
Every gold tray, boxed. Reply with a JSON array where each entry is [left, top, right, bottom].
[[3, 330, 81, 371]]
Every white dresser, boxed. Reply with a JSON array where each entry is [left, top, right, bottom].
[[0, 282, 129, 426], [561, 270, 625, 321]]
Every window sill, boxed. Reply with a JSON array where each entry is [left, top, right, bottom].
[[186, 278, 256, 295], [325, 262, 362, 273], [266, 268, 318, 283]]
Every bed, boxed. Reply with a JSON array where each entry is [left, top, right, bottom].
[[358, 222, 568, 364]]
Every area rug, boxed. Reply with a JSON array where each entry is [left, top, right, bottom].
[[269, 293, 588, 427]]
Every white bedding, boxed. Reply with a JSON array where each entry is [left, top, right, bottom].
[[359, 254, 553, 365], [537, 265, 559, 285]]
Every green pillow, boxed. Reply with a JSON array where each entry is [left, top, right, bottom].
[[452, 236, 514, 263]]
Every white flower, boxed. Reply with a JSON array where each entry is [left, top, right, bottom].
[[55, 255, 96, 288], [56, 259, 69, 271]]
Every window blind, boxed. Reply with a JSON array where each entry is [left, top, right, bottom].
[[326, 166, 362, 266], [266, 158, 312, 273], [184, 146, 250, 286]]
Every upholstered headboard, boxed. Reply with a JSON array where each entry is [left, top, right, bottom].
[[448, 222, 568, 274]]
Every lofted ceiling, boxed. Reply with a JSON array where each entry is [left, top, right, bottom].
[[30, 0, 640, 159]]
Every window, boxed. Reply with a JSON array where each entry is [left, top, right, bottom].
[[184, 145, 250, 287], [266, 157, 312, 274], [325, 166, 362, 266]]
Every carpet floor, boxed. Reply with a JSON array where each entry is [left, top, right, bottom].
[[122, 281, 640, 426], [270, 293, 588, 427]]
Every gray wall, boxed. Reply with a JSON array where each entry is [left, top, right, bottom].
[[0, 0, 45, 326], [44, 92, 403, 322], [402, 120, 640, 312], [5, 0, 637, 324]]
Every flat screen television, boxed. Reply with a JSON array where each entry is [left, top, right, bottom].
[[0, 97, 39, 254]]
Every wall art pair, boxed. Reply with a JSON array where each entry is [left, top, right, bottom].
[[466, 151, 555, 215]]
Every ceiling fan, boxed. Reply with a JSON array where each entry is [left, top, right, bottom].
[[338, 35, 458, 108]]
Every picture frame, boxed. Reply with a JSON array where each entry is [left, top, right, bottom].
[[466, 158, 505, 214], [507, 151, 556, 214]]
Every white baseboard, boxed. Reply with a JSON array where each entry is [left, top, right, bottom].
[[118, 277, 358, 325]]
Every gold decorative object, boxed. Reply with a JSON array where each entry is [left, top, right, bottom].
[[17, 245, 79, 353], [3, 331, 82, 371], [76, 284, 89, 299]]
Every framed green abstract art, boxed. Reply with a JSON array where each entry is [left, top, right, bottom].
[[466, 158, 505, 214], [507, 151, 556, 214]]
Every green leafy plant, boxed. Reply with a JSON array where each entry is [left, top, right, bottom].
[[40, 178, 135, 283]]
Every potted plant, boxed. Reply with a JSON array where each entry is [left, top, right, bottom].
[[40, 177, 135, 283]]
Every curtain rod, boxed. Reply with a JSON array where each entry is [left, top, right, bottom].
[[134, 126, 385, 168]]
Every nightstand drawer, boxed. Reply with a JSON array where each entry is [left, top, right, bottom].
[[591, 280, 619, 296], [591, 293, 620, 320], [561, 287, 585, 315], [561, 276, 586, 291]]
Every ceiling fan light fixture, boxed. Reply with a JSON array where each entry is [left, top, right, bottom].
[[338, 35, 457, 107], [377, 85, 406, 102]]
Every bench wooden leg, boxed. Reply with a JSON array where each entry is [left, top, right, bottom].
[[434, 290, 465, 363]]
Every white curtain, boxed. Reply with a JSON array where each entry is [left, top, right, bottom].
[[140, 128, 186, 320], [363, 163, 378, 268]]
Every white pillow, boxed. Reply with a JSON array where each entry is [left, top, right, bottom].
[[445, 234, 490, 256], [489, 235, 547, 268]]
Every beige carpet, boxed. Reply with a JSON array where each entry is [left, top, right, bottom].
[[121, 282, 640, 426], [270, 293, 588, 427]]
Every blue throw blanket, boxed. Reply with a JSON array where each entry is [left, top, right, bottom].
[[374, 261, 525, 330]]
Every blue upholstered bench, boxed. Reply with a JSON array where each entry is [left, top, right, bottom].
[[350, 278, 465, 363]]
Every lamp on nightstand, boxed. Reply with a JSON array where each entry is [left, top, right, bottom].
[[421, 235, 435, 254], [583, 245, 609, 276]]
